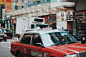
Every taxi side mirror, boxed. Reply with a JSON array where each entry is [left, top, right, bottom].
[[36, 43, 44, 47]]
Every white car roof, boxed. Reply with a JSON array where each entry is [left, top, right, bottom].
[[24, 29, 66, 34]]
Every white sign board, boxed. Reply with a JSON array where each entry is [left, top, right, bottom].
[[57, 21, 67, 29]]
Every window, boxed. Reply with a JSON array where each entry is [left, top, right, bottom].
[[32, 34, 42, 47], [15, 6, 18, 10], [42, 32, 77, 47], [20, 34, 32, 44], [31, 24, 35, 29], [34, 18, 43, 22]]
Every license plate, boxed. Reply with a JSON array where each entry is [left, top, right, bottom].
[[0, 37, 3, 39]]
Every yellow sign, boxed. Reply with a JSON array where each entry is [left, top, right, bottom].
[[0, 0, 13, 5]]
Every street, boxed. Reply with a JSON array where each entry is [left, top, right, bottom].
[[0, 37, 18, 57]]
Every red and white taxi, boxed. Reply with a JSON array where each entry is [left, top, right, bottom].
[[0, 29, 7, 41], [11, 29, 86, 57]]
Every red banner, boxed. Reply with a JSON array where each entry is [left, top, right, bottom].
[[12, 19, 17, 24], [6, 0, 11, 2], [0, 0, 13, 5], [2, 0, 4, 2]]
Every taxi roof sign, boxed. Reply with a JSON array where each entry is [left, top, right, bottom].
[[43, 27, 52, 30]]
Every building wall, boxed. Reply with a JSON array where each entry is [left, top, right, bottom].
[[76, 0, 86, 11], [5, 5, 13, 13]]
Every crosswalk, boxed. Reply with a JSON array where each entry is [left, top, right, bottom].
[[0, 38, 17, 57], [0, 39, 17, 43], [0, 39, 17, 49]]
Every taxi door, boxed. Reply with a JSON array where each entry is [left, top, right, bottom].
[[20, 34, 33, 57], [28, 34, 43, 57]]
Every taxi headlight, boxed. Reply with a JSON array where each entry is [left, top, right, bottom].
[[4, 35, 7, 37], [83, 37, 85, 40], [64, 54, 77, 57]]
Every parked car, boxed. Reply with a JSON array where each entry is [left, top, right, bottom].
[[2, 28, 13, 39], [0, 28, 7, 41], [63, 29, 85, 44], [11, 29, 86, 57]]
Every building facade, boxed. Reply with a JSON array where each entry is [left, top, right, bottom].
[[5, 0, 75, 36]]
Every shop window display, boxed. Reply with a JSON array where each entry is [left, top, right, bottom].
[[77, 19, 86, 39]]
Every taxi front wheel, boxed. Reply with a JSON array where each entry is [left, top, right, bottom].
[[4, 39, 7, 41], [16, 52, 22, 57]]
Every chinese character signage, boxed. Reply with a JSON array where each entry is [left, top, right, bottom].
[[0, 0, 13, 5], [57, 11, 73, 21], [57, 12, 67, 21]]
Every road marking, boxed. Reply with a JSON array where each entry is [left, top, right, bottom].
[[1, 42, 11, 43], [1, 45, 11, 48]]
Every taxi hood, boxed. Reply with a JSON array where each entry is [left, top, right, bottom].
[[47, 43, 86, 55]]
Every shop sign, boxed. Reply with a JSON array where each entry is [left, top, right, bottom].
[[50, 15, 56, 19], [66, 11, 73, 20], [0, 0, 13, 5], [12, 19, 16, 24], [75, 12, 86, 19], [57, 12, 67, 21], [5, 5, 13, 13], [6, 15, 11, 18], [47, 14, 56, 25]]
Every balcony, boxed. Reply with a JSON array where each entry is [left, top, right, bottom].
[[7, 0, 75, 17], [14, 0, 57, 10], [51, 0, 75, 8]]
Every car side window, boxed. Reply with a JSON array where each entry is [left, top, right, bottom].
[[32, 34, 43, 47], [31, 24, 35, 29], [20, 34, 32, 44]]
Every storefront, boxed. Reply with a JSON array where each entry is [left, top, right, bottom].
[[12, 19, 16, 37], [4, 15, 12, 29], [39, 14, 56, 29], [74, 11, 86, 39], [56, 11, 73, 29]]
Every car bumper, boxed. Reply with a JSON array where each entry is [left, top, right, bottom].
[[7, 35, 13, 39], [0, 37, 7, 40], [10, 50, 16, 56], [0, 37, 3, 39]]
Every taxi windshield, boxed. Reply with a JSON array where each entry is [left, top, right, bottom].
[[41, 32, 77, 47], [0, 29, 3, 33], [67, 30, 79, 36]]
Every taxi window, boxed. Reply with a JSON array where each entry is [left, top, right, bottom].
[[31, 24, 35, 29], [31, 34, 43, 47], [20, 34, 32, 44]]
